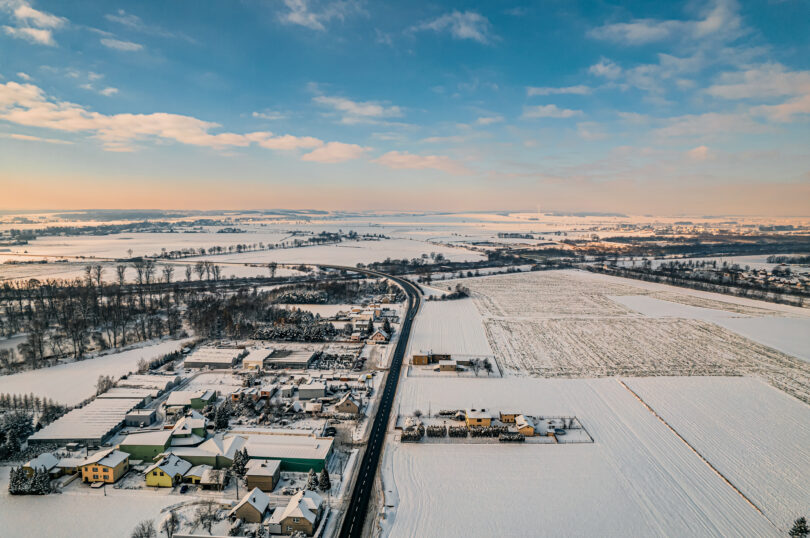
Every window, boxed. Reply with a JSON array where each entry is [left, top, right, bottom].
[[293, 518, 300, 523], [93, 474, 98, 479], [92, 467, 98, 472]]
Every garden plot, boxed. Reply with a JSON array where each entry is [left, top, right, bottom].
[[382, 377, 777, 538], [623, 376, 810, 532]]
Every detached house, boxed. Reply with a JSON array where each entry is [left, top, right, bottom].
[[229, 487, 271, 524], [268, 490, 324, 536], [335, 393, 361, 415], [80, 449, 130, 484], [145, 454, 192, 487]]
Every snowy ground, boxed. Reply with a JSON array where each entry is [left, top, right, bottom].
[[0, 339, 189, 405], [623, 376, 810, 531], [405, 298, 492, 357], [450, 270, 810, 402], [382, 376, 780, 537]]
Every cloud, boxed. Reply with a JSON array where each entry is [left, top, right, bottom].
[[588, 0, 742, 45], [654, 112, 766, 138], [522, 104, 582, 119], [16, 72, 31, 81], [1, 0, 65, 45], [410, 11, 493, 44], [588, 58, 622, 79], [686, 145, 710, 161], [751, 94, 810, 123], [374, 150, 469, 174], [252, 110, 287, 121], [104, 9, 193, 42], [577, 122, 607, 141], [2, 132, 72, 144], [527, 85, 591, 96], [99, 87, 118, 96], [706, 63, 810, 100], [301, 141, 368, 162], [278, 0, 363, 31], [100, 38, 143, 51], [3, 25, 54, 45], [313, 94, 402, 124], [0, 80, 358, 158], [475, 115, 503, 126]]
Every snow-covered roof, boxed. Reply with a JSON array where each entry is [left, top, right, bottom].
[[245, 459, 280, 477], [24, 452, 59, 472], [229, 487, 270, 518], [465, 409, 490, 419], [29, 397, 143, 443], [184, 464, 212, 478], [337, 392, 360, 407], [119, 429, 172, 447], [170, 433, 246, 460], [81, 448, 129, 468], [515, 414, 534, 430], [241, 433, 332, 461], [145, 454, 192, 478], [269, 490, 323, 525]]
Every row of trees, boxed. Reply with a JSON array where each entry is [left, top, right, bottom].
[[7, 466, 52, 495]]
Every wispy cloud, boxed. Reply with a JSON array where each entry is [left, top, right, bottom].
[[100, 37, 144, 51], [475, 115, 503, 126], [252, 110, 287, 121], [527, 85, 591, 96], [313, 94, 402, 124], [522, 104, 582, 119], [409, 11, 494, 44], [1, 0, 65, 46], [374, 150, 469, 174], [278, 0, 363, 31], [104, 9, 195, 42], [588, 58, 622, 79], [2, 132, 72, 144], [300, 141, 369, 162]]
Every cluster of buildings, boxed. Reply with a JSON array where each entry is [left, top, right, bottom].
[[464, 409, 574, 437]]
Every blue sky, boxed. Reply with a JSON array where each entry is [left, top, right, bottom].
[[1, 0, 809, 214]]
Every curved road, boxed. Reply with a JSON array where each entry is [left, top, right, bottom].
[[320, 266, 422, 538]]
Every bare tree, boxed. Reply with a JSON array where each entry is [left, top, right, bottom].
[[160, 510, 179, 538], [131, 520, 156, 538], [185, 265, 192, 282], [116, 265, 127, 286], [162, 265, 174, 284]]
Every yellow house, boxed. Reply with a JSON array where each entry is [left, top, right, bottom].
[[145, 454, 192, 487], [515, 415, 535, 437], [465, 409, 491, 427], [80, 449, 130, 484], [499, 412, 518, 423]]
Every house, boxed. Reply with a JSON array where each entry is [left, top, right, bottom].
[[190, 390, 217, 410], [259, 384, 277, 399], [245, 459, 281, 492], [183, 464, 212, 485], [229, 487, 271, 524], [515, 415, 535, 437], [80, 449, 130, 484], [350, 331, 363, 342], [304, 400, 323, 414], [438, 359, 457, 371], [145, 454, 192, 487], [118, 430, 173, 461], [171, 411, 208, 439], [335, 393, 360, 414], [22, 453, 60, 478], [465, 409, 491, 427], [298, 381, 326, 400], [368, 329, 389, 343], [232, 387, 259, 402], [499, 412, 518, 423], [268, 490, 324, 536], [279, 384, 295, 398]]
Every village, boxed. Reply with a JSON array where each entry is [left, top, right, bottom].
[[8, 299, 400, 537]]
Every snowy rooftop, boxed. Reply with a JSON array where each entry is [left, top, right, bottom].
[[29, 397, 143, 442], [81, 448, 129, 468], [230, 487, 270, 517], [240, 433, 333, 461], [184, 464, 212, 478], [245, 458, 280, 477], [145, 454, 192, 477], [184, 347, 240, 366], [119, 430, 173, 446], [269, 490, 322, 525]]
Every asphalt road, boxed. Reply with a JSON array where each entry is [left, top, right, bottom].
[[324, 267, 421, 538]]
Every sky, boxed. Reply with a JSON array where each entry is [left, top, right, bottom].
[[0, 0, 809, 215]]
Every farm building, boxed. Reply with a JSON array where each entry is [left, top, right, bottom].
[[465, 409, 492, 427], [118, 430, 173, 461], [268, 490, 324, 536], [124, 408, 157, 427], [183, 346, 242, 370], [245, 459, 281, 492], [438, 359, 458, 371], [29, 397, 144, 446], [229, 487, 271, 524], [298, 381, 326, 399], [98, 387, 157, 403], [117, 374, 179, 392], [242, 348, 274, 370], [79, 449, 130, 484], [145, 454, 192, 487], [264, 349, 316, 369]]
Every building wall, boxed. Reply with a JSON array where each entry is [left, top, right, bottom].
[[146, 469, 176, 487], [517, 425, 534, 436], [81, 460, 128, 483], [246, 474, 276, 492], [280, 516, 315, 536], [336, 401, 359, 414], [465, 417, 491, 427], [118, 442, 169, 461], [233, 504, 263, 524]]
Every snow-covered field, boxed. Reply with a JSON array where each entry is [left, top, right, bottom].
[[450, 270, 810, 402], [383, 376, 779, 537], [624, 376, 810, 531], [406, 298, 492, 356], [0, 339, 188, 405]]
